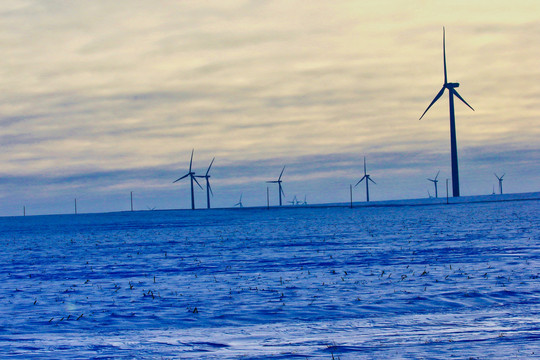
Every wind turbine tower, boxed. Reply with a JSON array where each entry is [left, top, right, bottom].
[[196, 158, 215, 209], [355, 157, 376, 202], [267, 166, 286, 206], [494, 173, 505, 194], [427, 170, 440, 198], [173, 149, 203, 210], [419, 27, 475, 197]]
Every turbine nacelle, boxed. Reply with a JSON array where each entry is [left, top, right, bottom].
[[445, 82, 460, 88]]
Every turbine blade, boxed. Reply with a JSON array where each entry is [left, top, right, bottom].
[[278, 166, 285, 181], [501, 173, 505, 179], [419, 87, 445, 120], [452, 88, 475, 111], [206, 157, 215, 176], [280, 186, 285, 197], [369, 177, 376, 184], [494, 173, 499, 180], [355, 176, 366, 187], [189, 149, 194, 172], [173, 173, 190, 183], [267, 181, 278, 183], [435, 170, 440, 180], [443, 27, 447, 84], [364, 156, 367, 175], [208, 182, 213, 196], [193, 175, 203, 190]]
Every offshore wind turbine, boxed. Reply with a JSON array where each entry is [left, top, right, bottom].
[[355, 157, 376, 202], [419, 27, 475, 197], [196, 157, 215, 209], [267, 166, 285, 206], [494, 173, 505, 194], [427, 170, 440, 198], [173, 149, 203, 210]]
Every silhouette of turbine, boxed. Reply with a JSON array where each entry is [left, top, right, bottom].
[[420, 27, 474, 198], [288, 195, 298, 206], [427, 170, 440, 198], [494, 173, 505, 194], [267, 166, 285, 206], [234, 193, 243, 208], [355, 157, 376, 202], [196, 157, 215, 209], [173, 149, 203, 210]]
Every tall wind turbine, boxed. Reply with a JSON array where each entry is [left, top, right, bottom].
[[494, 173, 505, 194], [267, 166, 285, 206], [355, 157, 376, 202], [419, 27, 475, 197], [173, 149, 203, 210], [427, 170, 440, 198], [196, 157, 215, 209], [234, 193, 243, 208]]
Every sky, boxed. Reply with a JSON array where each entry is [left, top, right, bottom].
[[1, 0, 539, 215]]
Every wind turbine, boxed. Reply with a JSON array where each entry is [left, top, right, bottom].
[[288, 195, 298, 206], [427, 170, 440, 198], [301, 195, 307, 205], [419, 27, 475, 197], [494, 173, 505, 194], [196, 157, 215, 209], [355, 157, 376, 202], [234, 193, 243, 208], [267, 166, 285, 206], [173, 149, 203, 210]]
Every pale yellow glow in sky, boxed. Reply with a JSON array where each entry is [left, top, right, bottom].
[[0, 1, 539, 212]]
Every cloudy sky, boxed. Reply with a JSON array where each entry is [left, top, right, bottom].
[[1, 0, 539, 215]]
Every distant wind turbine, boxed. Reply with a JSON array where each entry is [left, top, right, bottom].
[[419, 27, 474, 198], [494, 173, 505, 194], [173, 149, 203, 210], [196, 157, 215, 209], [427, 170, 440, 198], [234, 193, 243, 208], [355, 157, 376, 202], [267, 166, 286, 206], [301, 195, 307, 205], [288, 195, 298, 206]]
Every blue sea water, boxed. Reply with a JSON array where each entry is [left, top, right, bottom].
[[0, 201, 539, 359]]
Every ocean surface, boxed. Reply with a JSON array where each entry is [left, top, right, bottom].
[[0, 200, 539, 359]]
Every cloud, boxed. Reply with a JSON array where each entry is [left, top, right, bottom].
[[0, 1, 539, 215]]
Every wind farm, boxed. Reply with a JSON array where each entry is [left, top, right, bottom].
[[1, 3, 540, 358]]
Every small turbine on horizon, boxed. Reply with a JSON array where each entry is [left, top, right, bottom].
[[267, 166, 286, 206], [427, 170, 440, 198], [173, 149, 203, 210], [355, 157, 376, 202], [288, 195, 298, 206], [494, 173, 505, 194], [196, 157, 215, 209], [419, 27, 474, 198], [234, 193, 244, 208]]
